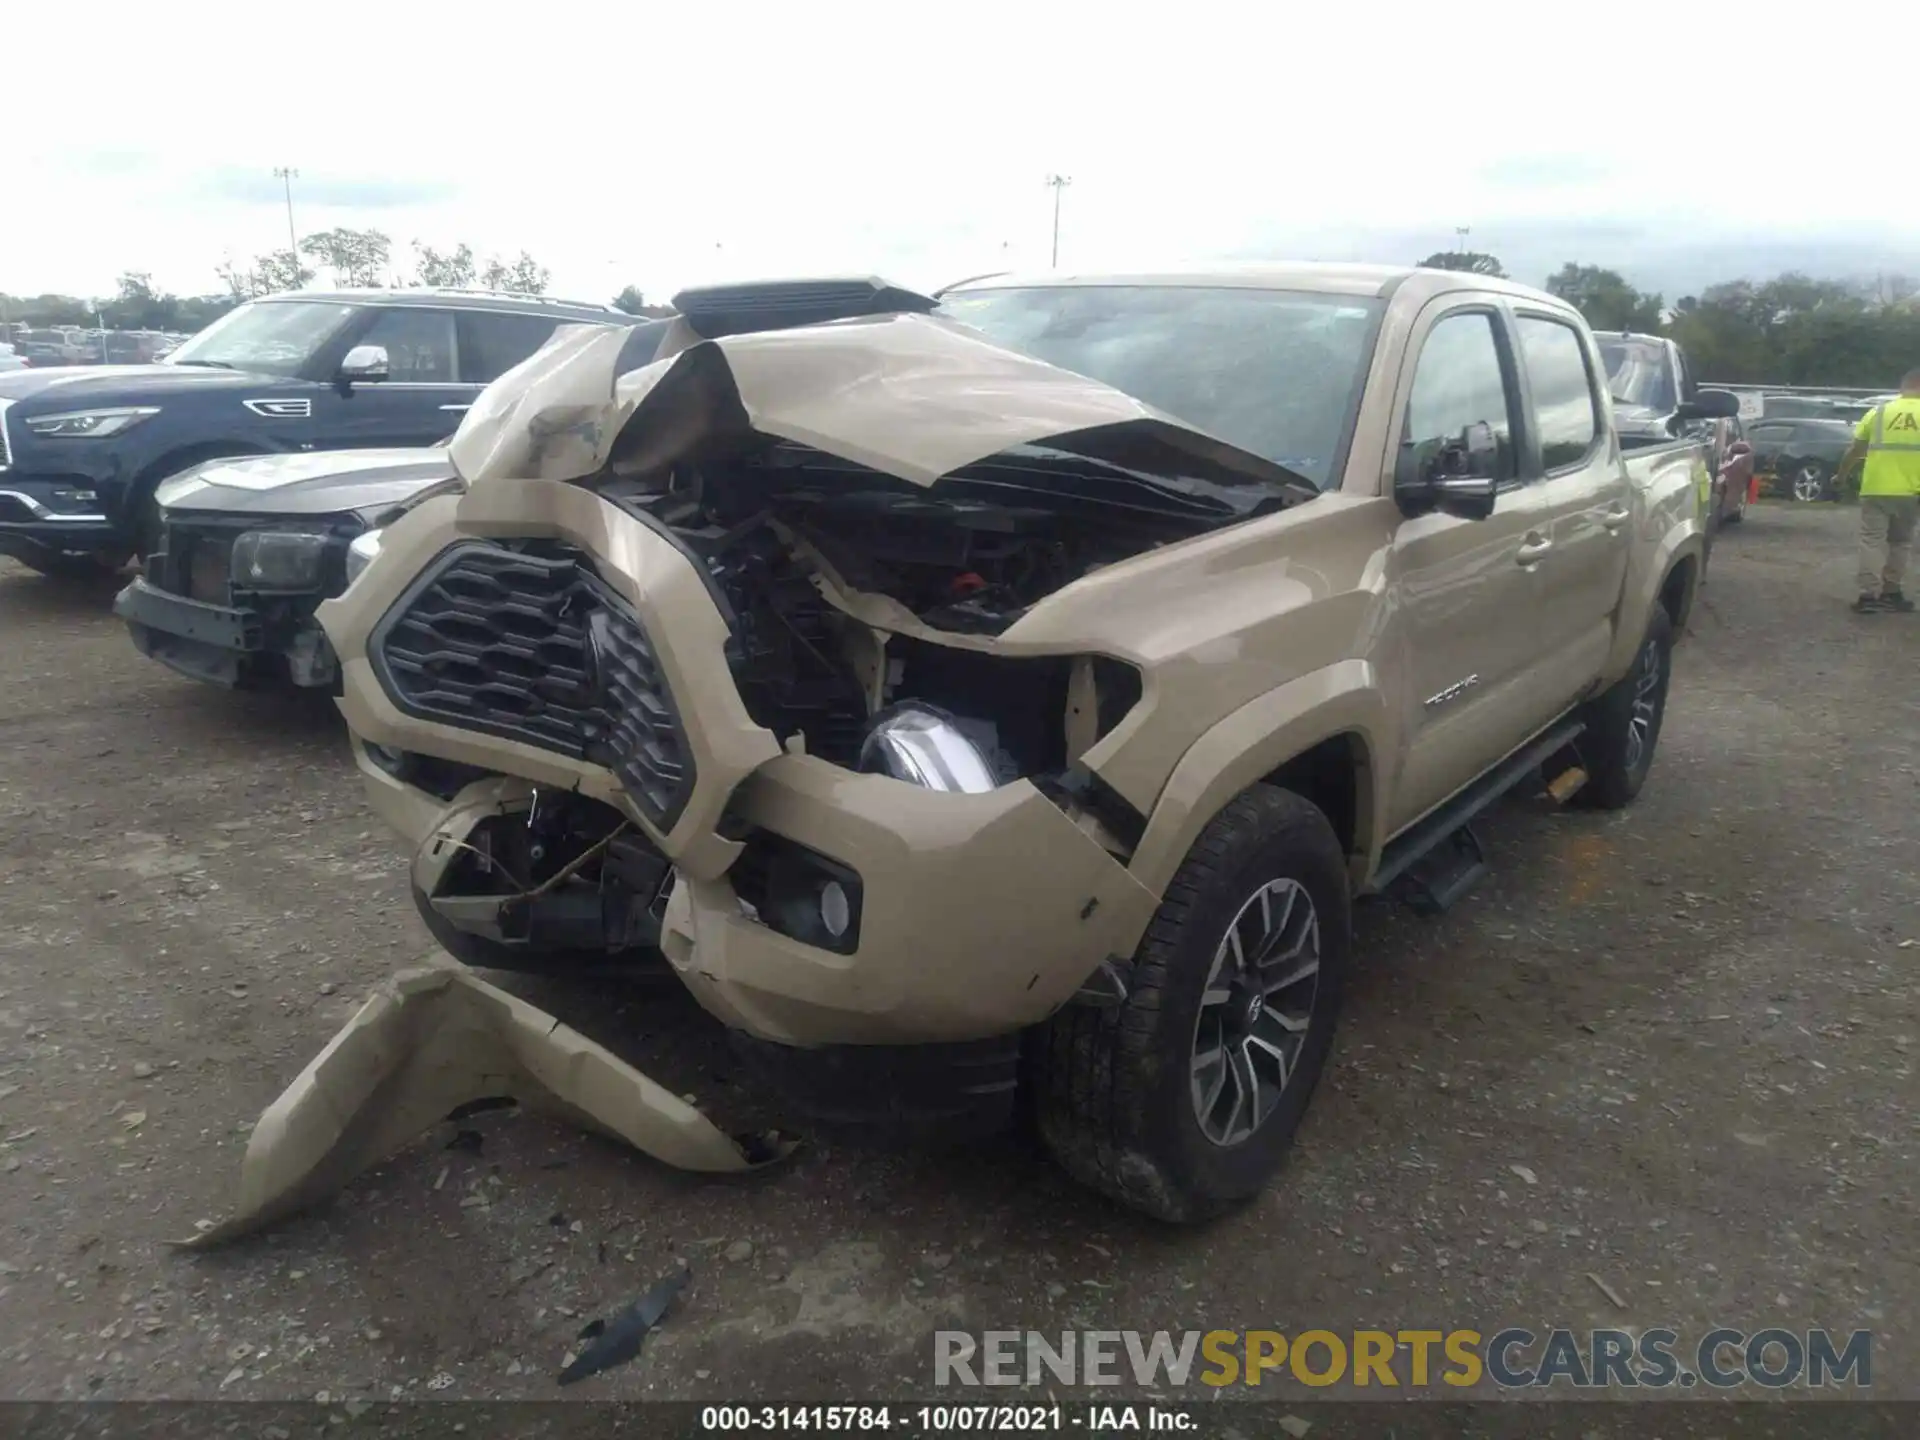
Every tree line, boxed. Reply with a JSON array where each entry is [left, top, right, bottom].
[[1417, 251, 1919, 388], [2, 226, 675, 333]]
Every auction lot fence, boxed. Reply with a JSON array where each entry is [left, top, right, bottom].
[[4, 1403, 1918, 1439]]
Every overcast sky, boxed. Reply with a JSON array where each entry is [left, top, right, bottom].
[[11, 1, 1913, 307]]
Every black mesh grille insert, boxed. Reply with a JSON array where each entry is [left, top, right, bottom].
[[371, 542, 696, 830]]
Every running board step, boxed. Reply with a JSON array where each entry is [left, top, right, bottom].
[[1389, 823, 1487, 916], [1370, 715, 1588, 911]]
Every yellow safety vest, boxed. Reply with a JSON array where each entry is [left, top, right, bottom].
[[1859, 397, 1920, 497]]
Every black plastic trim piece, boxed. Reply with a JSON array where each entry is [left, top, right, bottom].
[[1371, 714, 1586, 892]]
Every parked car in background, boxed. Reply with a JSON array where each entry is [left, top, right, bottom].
[[0, 344, 26, 374], [0, 288, 645, 579], [1594, 331, 1700, 445], [115, 447, 460, 689], [1746, 417, 1857, 501], [1704, 415, 1754, 526]]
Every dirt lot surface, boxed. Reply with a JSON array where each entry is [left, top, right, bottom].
[[0, 504, 1915, 1423]]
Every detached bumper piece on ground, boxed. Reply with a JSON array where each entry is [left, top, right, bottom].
[[178, 961, 791, 1248]]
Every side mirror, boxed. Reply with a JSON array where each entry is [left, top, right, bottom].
[[1395, 420, 1500, 521], [339, 344, 390, 384], [1727, 440, 1752, 459], [1675, 387, 1740, 422]]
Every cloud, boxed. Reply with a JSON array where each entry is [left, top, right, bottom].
[[190, 167, 459, 209], [1479, 154, 1614, 189]]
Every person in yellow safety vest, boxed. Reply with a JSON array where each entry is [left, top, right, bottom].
[[1835, 369, 1920, 613]]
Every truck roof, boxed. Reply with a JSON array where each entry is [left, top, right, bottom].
[[947, 260, 1579, 311]]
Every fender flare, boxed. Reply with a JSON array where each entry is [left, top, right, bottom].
[[1603, 519, 1702, 685], [1123, 658, 1391, 902]]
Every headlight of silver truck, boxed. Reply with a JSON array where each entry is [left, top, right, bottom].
[[343, 529, 382, 590], [231, 529, 331, 591]]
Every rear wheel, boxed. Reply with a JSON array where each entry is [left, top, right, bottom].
[[1575, 605, 1674, 810], [1030, 784, 1350, 1223]]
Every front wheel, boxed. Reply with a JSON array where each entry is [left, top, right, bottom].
[[1575, 605, 1674, 810], [1030, 784, 1350, 1223]]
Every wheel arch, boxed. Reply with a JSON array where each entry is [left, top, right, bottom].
[[1123, 659, 1389, 904]]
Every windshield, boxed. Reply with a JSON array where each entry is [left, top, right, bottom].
[[1597, 337, 1676, 415], [936, 285, 1383, 488], [163, 299, 357, 378]]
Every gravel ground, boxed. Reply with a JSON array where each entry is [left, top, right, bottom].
[[0, 503, 1914, 1421]]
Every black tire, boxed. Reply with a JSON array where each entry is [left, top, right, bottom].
[[411, 884, 671, 981], [1575, 604, 1674, 810], [1030, 784, 1350, 1223]]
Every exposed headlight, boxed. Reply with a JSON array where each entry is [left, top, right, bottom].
[[23, 406, 161, 439], [857, 702, 1000, 794], [344, 529, 383, 589], [231, 529, 330, 591]]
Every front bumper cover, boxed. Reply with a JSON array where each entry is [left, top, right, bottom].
[[180, 962, 787, 1247]]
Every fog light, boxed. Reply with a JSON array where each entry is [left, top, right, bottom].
[[819, 880, 851, 939], [732, 833, 863, 954]]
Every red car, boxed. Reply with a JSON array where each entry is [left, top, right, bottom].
[[1704, 416, 1756, 526]]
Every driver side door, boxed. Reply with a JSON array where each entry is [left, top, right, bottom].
[[1387, 301, 1558, 832]]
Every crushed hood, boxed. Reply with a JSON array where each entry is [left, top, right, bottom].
[[447, 311, 1247, 490]]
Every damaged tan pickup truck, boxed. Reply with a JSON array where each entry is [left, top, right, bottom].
[[314, 265, 1737, 1223]]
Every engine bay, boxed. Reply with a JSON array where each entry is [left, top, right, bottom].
[[595, 440, 1193, 787]]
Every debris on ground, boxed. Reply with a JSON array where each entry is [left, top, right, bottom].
[[557, 1264, 692, 1385], [1587, 1272, 1628, 1309], [176, 963, 794, 1247]]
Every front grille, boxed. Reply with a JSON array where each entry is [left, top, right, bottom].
[[371, 542, 697, 831]]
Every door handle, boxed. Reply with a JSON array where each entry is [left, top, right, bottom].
[[1516, 534, 1553, 566], [1602, 506, 1630, 532]]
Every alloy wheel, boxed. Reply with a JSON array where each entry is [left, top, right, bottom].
[[1791, 466, 1827, 503], [1190, 878, 1322, 1147], [1624, 636, 1662, 775]]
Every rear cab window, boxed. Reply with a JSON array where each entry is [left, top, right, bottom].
[[1514, 316, 1601, 471]]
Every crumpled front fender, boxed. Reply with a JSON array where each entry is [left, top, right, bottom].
[[179, 963, 786, 1247]]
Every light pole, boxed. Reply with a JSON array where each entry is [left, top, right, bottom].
[[274, 167, 300, 263], [1046, 175, 1072, 267], [1454, 226, 1470, 257]]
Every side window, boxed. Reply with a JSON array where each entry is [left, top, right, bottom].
[[1404, 311, 1518, 483], [357, 308, 457, 383], [1515, 316, 1600, 470], [457, 312, 562, 384]]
